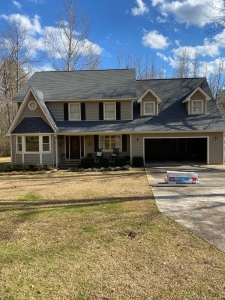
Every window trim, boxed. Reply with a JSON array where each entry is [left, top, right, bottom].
[[28, 100, 37, 110], [16, 136, 23, 153], [104, 102, 116, 120], [99, 135, 121, 152], [20, 135, 51, 154], [191, 100, 204, 114], [144, 101, 156, 116], [69, 103, 81, 121]]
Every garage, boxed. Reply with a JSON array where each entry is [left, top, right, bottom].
[[145, 138, 207, 164]]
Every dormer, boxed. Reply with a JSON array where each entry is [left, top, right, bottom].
[[137, 89, 162, 116], [182, 87, 211, 115]]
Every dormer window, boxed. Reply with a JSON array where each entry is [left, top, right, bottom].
[[182, 87, 210, 115], [137, 88, 162, 116], [144, 102, 155, 115], [192, 100, 203, 114]]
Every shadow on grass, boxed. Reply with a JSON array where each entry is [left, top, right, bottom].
[[0, 194, 154, 213]]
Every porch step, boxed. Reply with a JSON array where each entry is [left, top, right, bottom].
[[58, 161, 80, 169]]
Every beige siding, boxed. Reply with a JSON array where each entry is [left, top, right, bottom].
[[47, 100, 133, 121], [11, 136, 23, 164], [47, 102, 64, 121], [131, 132, 224, 165], [24, 154, 40, 165], [13, 94, 51, 132], [191, 91, 205, 100], [42, 153, 54, 165], [121, 101, 132, 120], [86, 102, 99, 120]]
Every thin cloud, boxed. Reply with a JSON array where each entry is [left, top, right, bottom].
[[13, 1, 22, 9], [142, 30, 169, 49], [131, 0, 149, 16], [152, 0, 225, 27]]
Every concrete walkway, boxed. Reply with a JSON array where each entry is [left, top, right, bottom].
[[146, 165, 225, 252]]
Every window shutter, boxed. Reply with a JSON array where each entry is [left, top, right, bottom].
[[99, 103, 103, 120], [122, 134, 127, 152], [116, 102, 121, 120], [64, 103, 68, 120], [81, 103, 86, 120], [94, 135, 99, 151]]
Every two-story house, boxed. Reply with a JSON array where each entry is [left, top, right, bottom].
[[7, 68, 225, 166]]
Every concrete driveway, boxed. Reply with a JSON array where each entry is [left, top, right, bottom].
[[146, 164, 225, 252]]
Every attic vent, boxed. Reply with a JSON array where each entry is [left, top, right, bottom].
[[28, 101, 37, 110]]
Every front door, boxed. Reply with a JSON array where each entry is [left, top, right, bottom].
[[70, 136, 80, 159]]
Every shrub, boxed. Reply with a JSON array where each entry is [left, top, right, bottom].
[[132, 156, 144, 167], [81, 157, 94, 168], [4, 162, 14, 171], [35, 163, 44, 171], [115, 157, 126, 167], [45, 164, 55, 170], [19, 163, 30, 171], [99, 157, 110, 168]]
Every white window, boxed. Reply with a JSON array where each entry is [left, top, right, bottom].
[[192, 100, 203, 114], [69, 103, 80, 120], [25, 136, 39, 152], [104, 103, 116, 120], [24, 136, 51, 153], [42, 136, 50, 152], [144, 102, 155, 115], [17, 136, 22, 152], [99, 135, 120, 151]]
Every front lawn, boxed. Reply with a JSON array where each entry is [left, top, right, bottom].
[[0, 169, 225, 299]]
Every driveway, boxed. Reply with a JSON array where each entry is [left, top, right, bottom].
[[146, 164, 225, 252]]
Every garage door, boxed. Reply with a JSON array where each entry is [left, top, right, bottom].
[[145, 138, 207, 163]]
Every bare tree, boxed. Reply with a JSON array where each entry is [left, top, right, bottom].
[[44, 0, 101, 71], [0, 18, 44, 156], [114, 49, 165, 79], [204, 59, 225, 105], [206, 0, 225, 41]]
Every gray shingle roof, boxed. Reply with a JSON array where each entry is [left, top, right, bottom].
[[12, 117, 54, 134], [13, 69, 136, 101], [11, 73, 225, 134], [56, 78, 225, 133]]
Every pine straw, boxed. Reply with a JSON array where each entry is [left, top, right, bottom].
[[0, 170, 225, 300]]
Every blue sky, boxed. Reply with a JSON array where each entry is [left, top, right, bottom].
[[1, 0, 225, 77]]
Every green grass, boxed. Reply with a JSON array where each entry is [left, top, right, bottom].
[[0, 170, 225, 299], [18, 193, 42, 201]]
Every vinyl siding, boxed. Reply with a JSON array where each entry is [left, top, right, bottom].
[[47, 102, 64, 121], [24, 154, 40, 165], [47, 100, 133, 121], [13, 95, 51, 131], [121, 101, 132, 120], [11, 136, 23, 164], [86, 102, 99, 120], [131, 132, 224, 165]]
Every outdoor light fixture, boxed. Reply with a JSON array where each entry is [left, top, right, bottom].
[[214, 137, 217, 142], [136, 138, 139, 143]]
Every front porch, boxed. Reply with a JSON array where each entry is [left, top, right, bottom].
[[57, 134, 130, 167]]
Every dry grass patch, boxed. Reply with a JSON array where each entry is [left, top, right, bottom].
[[0, 169, 225, 300]]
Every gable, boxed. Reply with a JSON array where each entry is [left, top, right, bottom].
[[11, 92, 52, 133]]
